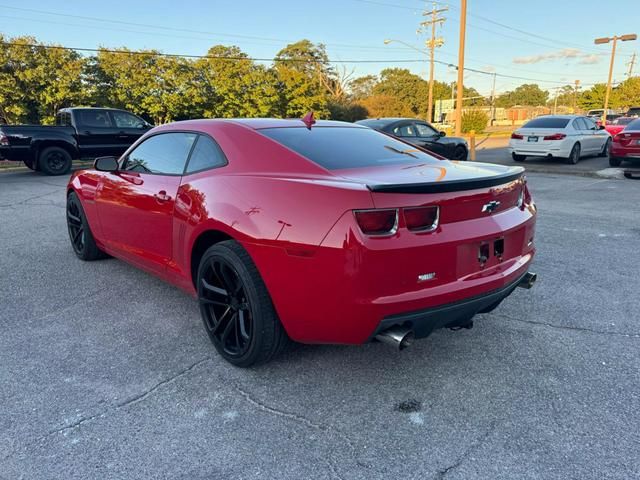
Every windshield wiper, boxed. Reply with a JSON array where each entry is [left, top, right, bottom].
[[384, 145, 418, 159]]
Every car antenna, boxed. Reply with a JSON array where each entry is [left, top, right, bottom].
[[301, 111, 316, 130]]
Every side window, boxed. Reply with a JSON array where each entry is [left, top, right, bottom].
[[415, 123, 438, 137], [124, 133, 197, 175], [56, 113, 71, 126], [79, 110, 113, 128], [573, 118, 587, 130], [583, 117, 597, 130], [111, 111, 146, 129], [185, 135, 227, 174], [392, 124, 416, 137]]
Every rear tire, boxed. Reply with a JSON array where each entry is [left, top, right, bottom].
[[566, 143, 581, 164], [512, 153, 526, 162], [197, 240, 289, 367], [609, 155, 622, 167], [39, 146, 72, 176], [66, 191, 108, 261], [598, 138, 610, 157]]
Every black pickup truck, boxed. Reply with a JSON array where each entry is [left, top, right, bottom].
[[0, 107, 152, 175]]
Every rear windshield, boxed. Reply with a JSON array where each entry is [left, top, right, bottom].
[[613, 117, 635, 125], [259, 126, 436, 170], [356, 119, 391, 129], [625, 119, 640, 130], [523, 117, 570, 128]]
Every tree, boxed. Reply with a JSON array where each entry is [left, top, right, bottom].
[[358, 94, 414, 118], [373, 68, 427, 116], [194, 45, 279, 118], [577, 83, 621, 111], [616, 77, 640, 109], [349, 75, 378, 100], [496, 83, 549, 107], [273, 40, 331, 118], [548, 85, 577, 109]]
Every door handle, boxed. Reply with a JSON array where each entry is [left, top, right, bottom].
[[154, 190, 172, 202]]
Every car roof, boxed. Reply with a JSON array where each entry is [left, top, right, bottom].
[[59, 107, 133, 113], [164, 118, 365, 130]]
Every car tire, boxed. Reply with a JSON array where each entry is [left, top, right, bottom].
[[66, 191, 108, 261], [197, 240, 289, 367], [598, 138, 610, 157], [512, 153, 526, 162], [566, 143, 581, 164], [452, 145, 468, 160], [609, 155, 622, 167], [39, 146, 72, 176]]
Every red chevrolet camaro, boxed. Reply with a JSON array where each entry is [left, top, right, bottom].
[[67, 118, 537, 366]]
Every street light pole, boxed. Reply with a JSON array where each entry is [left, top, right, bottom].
[[595, 33, 637, 126], [454, 0, 467, 136]]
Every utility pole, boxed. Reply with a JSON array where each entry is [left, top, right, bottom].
[[627, 52, 637, 77], [419, 2, 447, 123], [553, 87, 560, 115], [490, 72, 497, 125], [573, 79, 580, 112], [454, 0, 468, 136], [595, 33, 637, 125]]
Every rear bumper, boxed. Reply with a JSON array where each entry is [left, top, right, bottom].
[[372, 270, 529, 339]]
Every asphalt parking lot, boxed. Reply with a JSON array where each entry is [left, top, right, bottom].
[[1, 168, 639, 479]]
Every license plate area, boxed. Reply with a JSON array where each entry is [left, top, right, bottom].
[[456, 229, 525, 278], [528, 136, 538, 142]]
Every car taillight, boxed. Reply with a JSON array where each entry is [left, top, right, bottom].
[[614, 132, 640, 145], [403, 206, 439, 232], [354, 209, 398, 236], [543, 133, 566, 140], [511, 133, 524, 140]]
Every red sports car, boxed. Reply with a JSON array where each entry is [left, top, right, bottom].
[[67, 118, 537, 366], [609, 117, 640, 166], [604, 116, 636, 137]]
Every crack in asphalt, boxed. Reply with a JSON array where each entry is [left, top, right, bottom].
[[493, 313, 640, 338], [435, 422, 497, 479], [0, 189, 60, 208], [234, 384, 356, 480], [0, 356, 212, 463]]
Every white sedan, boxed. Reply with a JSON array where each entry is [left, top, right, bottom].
[[509, 115, 611, 164]]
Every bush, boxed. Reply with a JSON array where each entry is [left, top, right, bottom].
[[327, 100, 369, 122], [461, 110, 489, 133]]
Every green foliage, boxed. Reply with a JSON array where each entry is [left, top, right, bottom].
[[327, 100, 368, 122], [461, 109, 489, 133], [496, 83, 549, 107], [359, 94, 414, 118]]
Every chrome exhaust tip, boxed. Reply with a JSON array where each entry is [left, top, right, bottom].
[[375, 326, 415, 350], [517, 271, 537, 289]]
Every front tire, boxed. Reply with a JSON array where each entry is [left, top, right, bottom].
[[452, 145, 468, 161], [566, 143, 581, 164], [512, 153, 526, 162], [66, 191, 107, 261], [39, 146, 72, 175], [197, 240, 289, 367]]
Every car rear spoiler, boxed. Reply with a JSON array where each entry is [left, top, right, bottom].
[[367, 170, 524, 194]]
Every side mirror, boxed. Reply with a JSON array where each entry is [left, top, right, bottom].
[[94, 156, 119, 172], [439, 130, 447, 137]]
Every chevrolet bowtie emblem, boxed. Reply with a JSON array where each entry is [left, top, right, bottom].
[[482, 200, 501, 213]]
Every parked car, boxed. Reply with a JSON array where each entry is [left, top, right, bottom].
[[356, 117, 469, 160], [0, 107, 152, 175], [604, 116, 637, 137], [509, 115, 610, 164], [609, 117, 640, 167], [626, 106, 640, 117], [67, 118, 537, 366]]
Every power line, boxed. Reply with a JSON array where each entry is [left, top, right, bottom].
[[1, 40, 609, 87]]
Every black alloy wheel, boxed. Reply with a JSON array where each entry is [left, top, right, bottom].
[[66, 192, 106, 261], [452, 145, 468, 160], [40, 146, 72, 175], [197, 241, 288, 367]]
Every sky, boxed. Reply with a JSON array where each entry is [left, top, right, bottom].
[[1, 0, 639, 96]]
